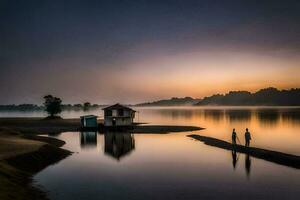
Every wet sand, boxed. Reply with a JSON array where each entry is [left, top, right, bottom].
[[132, 125, 203, 133], [188, 134, 300, 169]]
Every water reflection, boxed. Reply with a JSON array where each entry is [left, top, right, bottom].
[[245, 153, 252, 179], [78, 131, 136, 160], [256, 110, 280, 127], [231, 147, 252, 178], [231, 148, 238, 169], [80, 132, 97, 149], [158, 109, 195, 119], [148, 107, 300, 127], [226, 110, 251, 123], [281, 110, 300, 124], [104, 132, 135, 160], [203, 109, 225, 122]]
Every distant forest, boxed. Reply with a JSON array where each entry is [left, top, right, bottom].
[[196, 88, 300, 106], [136, 97, 201, 106], [136, 87, 300, 106], [1, 87, 300, 110]]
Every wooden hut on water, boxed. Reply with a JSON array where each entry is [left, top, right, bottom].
[[102, 104, 136, 127]]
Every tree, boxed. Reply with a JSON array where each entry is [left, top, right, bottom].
[[83, 102, 91, 111], [43, 95, 62, 117]]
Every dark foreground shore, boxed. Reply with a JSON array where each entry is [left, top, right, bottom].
[[0, 128, 71, 200], [188, 134, 300, 169]]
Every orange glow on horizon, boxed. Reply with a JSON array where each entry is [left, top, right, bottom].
[[104, 50, 300, 102]]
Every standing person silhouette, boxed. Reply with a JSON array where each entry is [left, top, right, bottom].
[[232, 128, 237, 145], [245, 128, 251, 147]]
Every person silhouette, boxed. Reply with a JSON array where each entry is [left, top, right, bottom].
[[245, 128, 251, 147], [232, 128, 237, 145]]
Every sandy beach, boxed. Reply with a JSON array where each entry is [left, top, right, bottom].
[[0, 127, 71, 200]]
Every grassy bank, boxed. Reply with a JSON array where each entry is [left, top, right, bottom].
[[0, 128, 71, 200]]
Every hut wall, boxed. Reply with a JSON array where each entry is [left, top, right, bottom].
[[104, 117, 133, 126], [86, 118, 97, 127]]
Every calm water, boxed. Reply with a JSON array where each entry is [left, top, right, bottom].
[[3, 107, 300, 199]]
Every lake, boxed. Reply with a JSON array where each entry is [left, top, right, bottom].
[[2, 107, 300, 199]]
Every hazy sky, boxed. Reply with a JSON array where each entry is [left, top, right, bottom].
[[1, 0, 300, 104]]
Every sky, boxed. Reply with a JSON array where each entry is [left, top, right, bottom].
[[1, 0, 300, 104]]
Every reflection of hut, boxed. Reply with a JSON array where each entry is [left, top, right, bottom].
[[102, 104, 136, 127], [80, 132, 97, 149], [104, 132, 135, 160], [80, 115, 98, 129]]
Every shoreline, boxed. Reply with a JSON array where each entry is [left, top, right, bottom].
[[132, 125, 203, 133], [188, 134, 300, 169], [0, 117, 85, 134], [0, 117, 203, 134], [0, 128, 71, 200]]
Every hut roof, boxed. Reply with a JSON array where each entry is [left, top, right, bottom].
[[102, 103, 136, 112]]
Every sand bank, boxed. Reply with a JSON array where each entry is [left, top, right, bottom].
[[188, 134, 300, 169], [0, 128, 71, 200]]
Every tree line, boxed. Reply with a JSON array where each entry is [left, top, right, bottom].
[[196, 87, 300, 106], [0, 99, 101, 112], [1, 87, 300, 116]]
